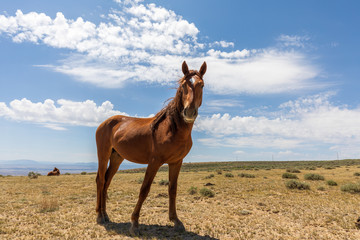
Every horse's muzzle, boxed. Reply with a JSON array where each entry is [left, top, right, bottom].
[[182, 107, 198, 123]]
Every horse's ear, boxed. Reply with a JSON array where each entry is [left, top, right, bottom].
[[199, 61, 207, 77], [182, 61, 189, 76]]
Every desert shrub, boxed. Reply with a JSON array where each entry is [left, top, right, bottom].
[[341, 183, 360, 194], [325, 167, 335, 170], [306, 167, 317, 170], [354, 172, 360, 176], [28, 171, 41, 179], [205, 174, 215, 179], [327, 180, 338, 186], [285, 180, 310, 190], [238, 173, 255, 178], [159, 179, 169, 186], [282, 173, 298, 179], [81, 172, 87, 175], [188, 186, 197, 195], [137, 177, 144, 184], [200, 188, 215, 197], [225, 173, 234, 178], [286, 169, 301, 173], [0, 174, 3, 177], [216, 170, 222, 175], [64, 173, 71, 175], [304, 173, 324, 181], [317, 186, 326, 191]]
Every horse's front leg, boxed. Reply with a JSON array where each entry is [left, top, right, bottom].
[[168, 160, 185, 232], [130, 160, 161, 236]]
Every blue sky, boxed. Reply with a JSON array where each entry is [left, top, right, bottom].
[[1, 0, 360, 163]]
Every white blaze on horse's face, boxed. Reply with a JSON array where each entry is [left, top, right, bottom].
[[181, 61, 207, 123]]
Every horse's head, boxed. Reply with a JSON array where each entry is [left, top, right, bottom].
[[180, 61, 207, 123]]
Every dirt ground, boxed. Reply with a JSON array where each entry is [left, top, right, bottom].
[[1, 166, 360, 239]]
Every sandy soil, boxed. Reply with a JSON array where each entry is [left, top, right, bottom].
[[1, 166, 360, 239]]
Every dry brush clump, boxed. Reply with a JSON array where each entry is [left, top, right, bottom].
[[285, 180, 310, 190], [341, 183, 360, 193], [224, 173, 234, 178], [188, 186, 197, 195], [327, 180, 338, 186], [204, 174, 214, 179], [158, 179, 169, 186], [238, 173, 255, 178], [28, 171, 41, 179], [282, 172, 298, 179], [304, 173, 325, 180], [199, 187, 215, 197]]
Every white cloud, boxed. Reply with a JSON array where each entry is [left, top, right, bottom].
[[212, 40, 235, 48], [0, 1, 323, 95], [203, 49, 321, 94], [195, 93, 360, 156], [0, 98, 127, 130], [277, 34, 310, 48]]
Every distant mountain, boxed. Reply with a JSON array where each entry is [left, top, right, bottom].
[[0, 159, 143, 176]]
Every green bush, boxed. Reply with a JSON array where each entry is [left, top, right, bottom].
[[225, 173, 234, 178], [28, 171, 41, 179], [205, 174, 215, 179], [188, 186, 197, 195], [136, 177, 144, 184], [354, 172, 360, 176], [200, 188, 215, 197], [282, 172, 298, 179], [159, 179, 169, 186], [286, 169, 301, 173], [304, 173, 324, 181], [238, 173, 255, 178], [326, 180, 338, 186], [64, 173, 71, 175], [317, 186, 326, 191], [216, 170, 222, 175], [341, 183, 360, 194], [285, 180, 310, 190], [80, 172, 87, 175]]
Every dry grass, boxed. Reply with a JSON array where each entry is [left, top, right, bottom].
[[1, 165, 360, 239]]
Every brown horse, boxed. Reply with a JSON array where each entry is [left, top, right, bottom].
[[95, 61, 206, 235], [47, 167, 60, 176]]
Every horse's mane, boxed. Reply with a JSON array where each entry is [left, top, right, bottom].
[[150, 71, 199, 134], [150, 85, 183, 134]]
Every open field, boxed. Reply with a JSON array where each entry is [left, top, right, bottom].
[[1, 160, 360, 239]]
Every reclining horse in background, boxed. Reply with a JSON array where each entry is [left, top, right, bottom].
[[47, 167, 60, 176], [95, 61, 207, 235]]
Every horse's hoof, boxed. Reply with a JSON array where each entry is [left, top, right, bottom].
[[129, 226, 140, 236], [174, 222, 185, 232], [103, 213, 110, 223], [96, 212, 110, 224]]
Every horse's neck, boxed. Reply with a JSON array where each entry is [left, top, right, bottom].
[[165, 111, 193, 140]]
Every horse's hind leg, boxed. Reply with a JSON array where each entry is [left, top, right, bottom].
[[104, 149, 124, 200], [96, 142, 111, 224]]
